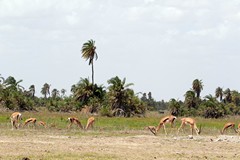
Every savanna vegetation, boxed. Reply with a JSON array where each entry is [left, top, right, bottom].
[[1, 39, 240, 119]]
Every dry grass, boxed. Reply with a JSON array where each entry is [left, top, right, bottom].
[[1, 111, 240, 159]]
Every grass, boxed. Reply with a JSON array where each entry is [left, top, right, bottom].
[[1, 111, 240, 135], [1, 111, 240, 160]]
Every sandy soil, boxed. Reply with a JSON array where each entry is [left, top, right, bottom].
[[0, 129, 240, 160]]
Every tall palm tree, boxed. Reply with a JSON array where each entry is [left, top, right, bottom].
[[29, 85, 35, 98], [215, 87, 223, 101], [81, 39, 98, 85], [192, 79, 203, 98], [41, 83, 50, 98], [51, 89, 59, 99], [61, 89, 66, 97]]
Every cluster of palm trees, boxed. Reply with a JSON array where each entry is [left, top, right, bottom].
[[168, 79, 240, 118], [0, 75, 33, 110], [70, 76, 146, 117], [0, 73, 146, 116]]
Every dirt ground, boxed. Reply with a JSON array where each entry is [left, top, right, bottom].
[[0, 129, 240, 160]]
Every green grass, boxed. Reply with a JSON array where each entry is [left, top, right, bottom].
[[1, 111, 240, 135]]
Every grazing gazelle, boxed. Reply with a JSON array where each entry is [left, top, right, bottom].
[[221, 122, 237, 134], [85, 117, 95, 130], [38, 121, 47, 128], [67, 117, 83, 129], [23, 118, 37, 128], [148, 115, 177, 135], [10, 112, 22, 129], [177, 117, 201, 135]]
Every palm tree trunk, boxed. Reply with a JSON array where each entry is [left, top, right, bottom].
[[92, 61, 94, 85]]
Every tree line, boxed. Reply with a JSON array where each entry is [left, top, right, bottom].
[[0, 74, 147, 117], [168, 79, 240, 118], [1, 39, 240, 118], [1, 74, 240, 118]]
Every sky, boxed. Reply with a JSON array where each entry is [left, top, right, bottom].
[[1, 0, 240, 101]]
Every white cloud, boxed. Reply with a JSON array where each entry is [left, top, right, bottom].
[[1, 0, 240, 100]]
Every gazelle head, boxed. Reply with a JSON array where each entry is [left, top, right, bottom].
[[148, 126, 157, 136]]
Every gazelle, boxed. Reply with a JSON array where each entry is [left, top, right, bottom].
[[10, 112, 22, 129], [23, 118, 37, 128], [148, 115, 177, 135], [67, 117, 83, 129], [85, 117, 95, 130], [38, 121, 47, 128], [177, 117, 201, 135], [221, 122, 237, 134]]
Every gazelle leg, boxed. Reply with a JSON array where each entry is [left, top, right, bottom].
[[195, 127, 199, 135], [177, 122, 185, 135], [68, 123, 72, 129], [190, 125, 194, 135], [11, 120, 15, 130], [163, 124, 167, 135]]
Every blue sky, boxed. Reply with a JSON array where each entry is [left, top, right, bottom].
[[1, 0, 240, 100]]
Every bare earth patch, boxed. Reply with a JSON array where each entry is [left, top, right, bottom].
[[0, 130, 240, 160]]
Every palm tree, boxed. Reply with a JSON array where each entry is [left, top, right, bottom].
[[192, 79, 203, 98], [29, 85, 35, 98], [168, 98, 181, 116], [81, 39, 98, 85], [73, 78, 93, 103], [72, 78, 106, 112], [0, 74, 4, 84], [51, 89, 59, 99], [223, 88, 232, 103], [4, 76, 24, 91], [215, 87, 223, 101], [184, 90, 196, 109], [61, 89, 66, 97], [107, 76, 134, 116], [231, 90, 240, 106], [0, 74, 5, 92], [41, 83, 50, 98], [201, 94, 225, 118]]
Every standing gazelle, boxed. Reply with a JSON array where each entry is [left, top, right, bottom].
[[10, 112, 22, 129]]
